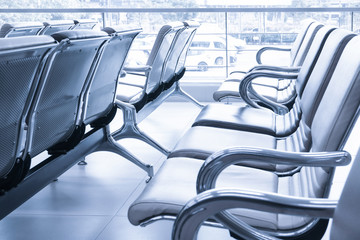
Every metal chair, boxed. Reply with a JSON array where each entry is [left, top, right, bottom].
[[192, 28, 354, 136], [0, 22, 44, 38], [81, 26, 156, 177], [213, 20, 318, 103], [173, 147, 360, 240], [0, 35, 57, 192], [40, 20, 75, 35], [110, 22, 186, 169], [127, 36, 360, 239], [27, 30, 110, 157], [156, 20, 204, 108]]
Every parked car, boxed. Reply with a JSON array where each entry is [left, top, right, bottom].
[[186, 35, 239, 71]]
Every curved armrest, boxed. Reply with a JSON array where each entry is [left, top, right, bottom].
[[196, 147, 351, 193], [230, 66, 300, 78], [249, 65, 301, 73], [256, 47, 291, 64], [239, 70, 298, 114], [172, 188, 336, 240], [123, 65, 152, 74], [230, 70, 247, 75]]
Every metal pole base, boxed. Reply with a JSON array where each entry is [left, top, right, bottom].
[[113, 101, 170, 156], [96, 126, 154, 179]]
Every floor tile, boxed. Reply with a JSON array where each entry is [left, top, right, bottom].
[[96, 216, 234, 240], [0, 215, 112, 240]]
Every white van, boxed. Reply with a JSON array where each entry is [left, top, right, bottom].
[[186, 35, 239, 71]]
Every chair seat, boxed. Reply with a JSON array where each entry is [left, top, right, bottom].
[[128, 157, 326, 230], [193, 103, 277, 135], [169, 126, 276, 160], [226, 76, 281, 88], [251, 83, 296, 103], [213, 79, 290, 103], [213, 78, 280, 101], [213, 81, 241, 101], [128, 157, 278, 229], [118, 73, 146, 88], [116, 83, 144, 103], [169, 125, 309, 170], [193, 102, 300, 137]]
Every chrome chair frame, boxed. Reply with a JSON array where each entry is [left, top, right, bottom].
[[172, 146, 360, 240]]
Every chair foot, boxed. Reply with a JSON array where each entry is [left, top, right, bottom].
[[113, 102, 170, 156], [96, 126, 155, 178], [170, 82, 204, 108], [78, 160, 87, 165]]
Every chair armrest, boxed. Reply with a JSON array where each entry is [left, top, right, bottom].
[[173, 188, 336, 240], [230, 66, 300, 77], [196, 147, 351, 194], [256, 47, 291, 64], [239, 70, 298, 114], [123, 65, 152, 75], [230, 70, 247, 75], [249, 65, 301, 73]]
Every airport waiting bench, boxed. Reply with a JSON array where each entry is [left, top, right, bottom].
[[213, 19, 318, 103], [0, 27, 142, 219], [0, 20, 203, 220], [172, 148, 360, 240], [0, 19, 98, 38], [127, 27, 360, 239]]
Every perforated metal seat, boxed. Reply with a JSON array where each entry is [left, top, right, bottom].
[[27, 30, 110, 157], [83, 27, 142, 126], [79, 27, 157, 177], [117, 22, 185, 110], [0, 22, 44, 38], [40, 20, 75, 35], [106, 22, 187, 179], [155, 20, 204, 108], [0, 35, 57, 192], [0, 27, 146, 217]]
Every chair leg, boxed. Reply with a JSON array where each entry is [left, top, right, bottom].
[[113, 101, 170, 156], [96, 126, 154, 180], [167, 81, 204, 108]]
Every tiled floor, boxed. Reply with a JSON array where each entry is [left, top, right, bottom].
[[0, 100, 358, 240]]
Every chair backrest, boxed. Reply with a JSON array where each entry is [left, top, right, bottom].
[[331, 148, 360, 239], [280, 41, 360, 226], [161, 21, 200, 87], [285, 35, 360, 203], [0, 35, 57, 187], [0, 22, 44, 38], [83, 27, 142, 126], [298, 29, 355, 127], [277, 28, 352, 138], [175, 20, 199, 78], [294, 26, 336, 98], [311, 35, 360, 153], [40, 20, 75, 35], [291, 21, 323, 67], [289, 19, 315, 66], [27, 30, 110, 156], [144, 22, 184, 95]]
